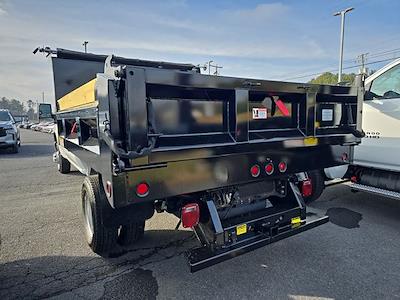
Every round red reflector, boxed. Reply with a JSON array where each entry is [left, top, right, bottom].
[[250, 165, 260, 177], [265, 163, 274, 175], [136, 183, 149, 197], [278, 162, 287, 172]]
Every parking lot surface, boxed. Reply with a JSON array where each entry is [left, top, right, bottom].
[[0, 130, 399, 300]]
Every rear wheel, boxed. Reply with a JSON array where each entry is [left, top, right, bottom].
[[58, 154, 71, 174], [118, 221, 145, 246], [81, 175, 118, 256], [303, 169, 325, 204]]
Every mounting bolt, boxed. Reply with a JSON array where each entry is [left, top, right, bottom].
[[114, 68, 126, 78], [114, 70, 121, 78]]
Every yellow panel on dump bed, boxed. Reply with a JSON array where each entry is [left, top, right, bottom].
[[58, 79, 97, 111]]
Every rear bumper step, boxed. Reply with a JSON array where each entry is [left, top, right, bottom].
[[351, 183, 400, 200], [187, 215, 329, 272]]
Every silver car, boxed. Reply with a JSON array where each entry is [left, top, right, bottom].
[[0, 109, 20, 153]]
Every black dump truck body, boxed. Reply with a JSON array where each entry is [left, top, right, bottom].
[[41, 48, 363, 272]]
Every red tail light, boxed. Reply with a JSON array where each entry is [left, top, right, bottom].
[[250, 164, 261, 177], [136, 182, 149, 197], [301, 179, 313, 197], [181, 203, 200, 228], [278, 161, 287, 172], [265, 163, 274, 175]]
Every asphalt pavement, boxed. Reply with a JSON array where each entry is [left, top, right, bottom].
[[0, 130, 399, 300]]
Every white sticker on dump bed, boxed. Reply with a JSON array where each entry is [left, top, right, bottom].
[[252, 108, 267, 120], [322, 109, 334, 121]]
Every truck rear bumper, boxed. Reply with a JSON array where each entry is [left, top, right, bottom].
[[187, 214, 329, 272]]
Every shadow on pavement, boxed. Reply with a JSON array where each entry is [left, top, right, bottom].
[[0, 229, 195, 300], [0, 144, 53, 159]]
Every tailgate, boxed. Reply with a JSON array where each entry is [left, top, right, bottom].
[[113, 67, 363, 161]]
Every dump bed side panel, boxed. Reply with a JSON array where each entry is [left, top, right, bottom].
[[52, 48, 199, 107], [52, 57, 103, 102]]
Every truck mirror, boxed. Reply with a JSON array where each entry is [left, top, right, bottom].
[[38, 103, 53, 120]]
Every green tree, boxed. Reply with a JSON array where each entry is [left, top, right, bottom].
[[0, 97, 27, 115], [27, 108, 35, 121], [308, 72, 356, 85]]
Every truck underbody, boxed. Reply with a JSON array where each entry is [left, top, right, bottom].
[[40, 47, 363, 271], [348, 165, 400, 201]]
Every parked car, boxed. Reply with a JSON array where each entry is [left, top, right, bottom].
[[0, 109, 20, 153], [320, 58, 400, 199], [30, 123, 40, 130], [41, 123, 55, 134], [32, 121, 51, 131], [23, 122, 34, 129]]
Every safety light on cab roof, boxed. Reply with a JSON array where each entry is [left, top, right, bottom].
[[136, 182, 149, 197], [250, 164, 261, 177]]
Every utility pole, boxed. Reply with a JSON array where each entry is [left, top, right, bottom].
[[82, 41, 88, 53], [206, 61, 223, 76], [42, 91, 45, 103], [207, 60, 214, 75], [357, 53, 369, 75], [212, 64, 223, 76], [334, 7, 354, 83]]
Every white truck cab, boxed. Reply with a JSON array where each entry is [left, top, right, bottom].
[[354, 58, 400, 172], [323, 58, 400, 199]]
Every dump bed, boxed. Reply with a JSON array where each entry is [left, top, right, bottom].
[[48, 48, 363, 207], [37, 48, 365, 269]]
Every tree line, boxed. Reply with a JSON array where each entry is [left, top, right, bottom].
[[308, 70, 375, 85], [0, 97, 36, 120], [308, 72, 357, 84]]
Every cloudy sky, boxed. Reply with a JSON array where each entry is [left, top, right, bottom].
[[0, 0, 399, 105]]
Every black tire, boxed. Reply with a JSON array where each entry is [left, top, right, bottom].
[[81, 175, 118, 256], [58, 154, 71, 174], [304, 169, 325, 204], [118, 221, 145, 247], [10, 143, 18, 154]]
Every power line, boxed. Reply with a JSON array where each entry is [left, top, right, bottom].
[[283, 56, 400, 81], [279, 46, 400, 80], [367, 48, 400, 59]]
